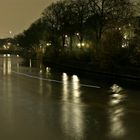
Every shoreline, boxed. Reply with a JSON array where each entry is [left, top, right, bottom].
[[43, 60, 140, 87]]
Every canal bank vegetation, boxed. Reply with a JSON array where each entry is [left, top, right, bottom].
[[13, 0, 140, 78]]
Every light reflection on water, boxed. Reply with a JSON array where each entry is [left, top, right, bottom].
[[39, 76, 43, 95], [46, 67, 51, 78], [39, 64, 43, 74], [2, 55, 15, 130], [2, 54, 21, 75], [29, 59, 32, 68], [62, 73, 69, 101], [3, 57, 11, 75], [108, 84, 127, 138], [62, 73, 81, 103], [0, 55, 140, 140], [61, 73, 85, 139], [72, 75, 81, 102], [16, 63, 20, 72]]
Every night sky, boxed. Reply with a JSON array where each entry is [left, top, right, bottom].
[[0, 0, 137, 38], [0, 0, 55, 38]]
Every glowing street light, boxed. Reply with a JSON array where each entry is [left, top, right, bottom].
[[76, 33, 79, 36], [77, 42, 85, 48], [9, 30, 14, 38], [9, 31, 12, 34]]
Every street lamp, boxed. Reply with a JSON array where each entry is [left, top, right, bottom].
[[9, 30, 13, 38]]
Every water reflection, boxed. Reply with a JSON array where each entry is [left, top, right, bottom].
[[46, 67, 51, 78], [111, 84, 123, 93], [39, 64, 43, 74], [46, 67, 50, 73], [2, 55, 14, 128], [72, 75, 81, 103], [39, 76, 43, 95], [29, 59, 32, 68], [3, 78, 15, 130], [108, 84, 126, 138], [3, 57, 11, 75], [61, 103, 85, 139], [61, 73, 84, 139], [16, 62, 20, 72], [2, 55, 21, 75], [62, 73, 81, 103], [62, 73, 69, 101]]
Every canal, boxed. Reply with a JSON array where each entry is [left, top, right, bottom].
[[0, 55, 140, 140]]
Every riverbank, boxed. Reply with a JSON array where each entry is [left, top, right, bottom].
[[43, 59, 140, 87]]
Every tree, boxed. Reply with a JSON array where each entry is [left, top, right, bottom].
[[71, 0, 90, 46], [87, 0, 134, 46], [42, 1, 69, 50]]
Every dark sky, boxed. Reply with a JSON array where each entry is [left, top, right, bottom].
[[0, 0, 136, 38], [0, 0, 55, 38]]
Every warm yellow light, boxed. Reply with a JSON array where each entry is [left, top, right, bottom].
[[7, 42, 11, 45], [124, 34, 127, 39], [77, 43, 81, 48], [9, 31, 12, 34], [81, 43, 85, 47], [62, 73, 68, 81], [72, 75, 79, 82], [46, 43, 51, 46], [76, 33, 79, 36], [3, 45, 6, 49]]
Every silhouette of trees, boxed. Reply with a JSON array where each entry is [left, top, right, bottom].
[[15, 0, 138, 68]]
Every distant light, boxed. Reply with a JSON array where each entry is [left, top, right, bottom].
[[77, 43, 85, 48], [65, 35, 68, 38], [46, 67, 49, 71], [7, 54, 10, 57], [124, 34, 127, 39], [46, 43, 51, 46], [46, 67, 51, 73], [76, 33, 79, 36], [3, 45, 6, 49], [17, 55, 19, 57], [81, 43, 85, 47], [122, 44, 126, 48], [7, 42, 11, 46], [9, 31, 12, 34], [77, 43, 81, 48], [40, 70, 43, 74]]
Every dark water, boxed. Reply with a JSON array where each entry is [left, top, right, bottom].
[[0, 55, 140, 140]]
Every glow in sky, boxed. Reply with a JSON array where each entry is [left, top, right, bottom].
[[0, 0, 55, 38]]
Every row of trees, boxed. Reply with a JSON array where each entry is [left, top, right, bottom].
[[14, 0, 140, 70]]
